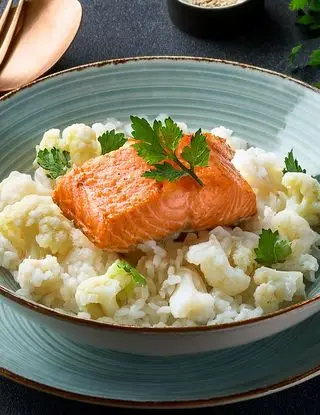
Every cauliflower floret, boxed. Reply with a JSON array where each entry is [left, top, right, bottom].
[[0, 195, 73, 258], [270, 210, 319, 255], [0, 171, 51, 211], [0, 233, 20, 271], [275, 251, 319, 283], [91, 118, 123, 138], [38, 129, 61, 150], [232, 148, 286, 233], [76, 277, 120, 319], [282, 173, 320, 226], [16, 255, 63, 297], [211, 126, 233, 139], [66, 229, 117, 279], [211, 226, 259, 274], [91, 123, 108, 138], [37, 124, 101, 167], [169, 271, 214, 323], [261, 209, 320, 280], [34, 167, 54, 190], [60, 229, 117, 311], [254, 267, 305, 313], [209, 289, 238, 323], [233, 147, 284, 196], [75, 260, 134, 319], [235, 303, 264, 321], [63, 234, 113, 281], [62, 124, 101, 165], [37, 216, 72, 256], [210, 126, 247, 150], [186, 235, 250, 296]]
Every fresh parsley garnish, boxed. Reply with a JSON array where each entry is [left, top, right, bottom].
[[283, 149, 306, 174], [289, 1, 320, 68], [307, 48, 320, 67], [98, 130, 127, 155], [289, 43, 303, 65], [255, 229, 292, 266], [36, 147, 71, 180], [154, 117, 183, 153], [289, 0, 308, 11], [131, 117, 166, 163], [131, 116, 209, 186], [143, 162, 187, 182], [181, 129, 210, 169], [117, 260, 147, 286]]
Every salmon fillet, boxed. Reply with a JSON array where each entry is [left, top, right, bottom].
[[53, 134, 257, 251]]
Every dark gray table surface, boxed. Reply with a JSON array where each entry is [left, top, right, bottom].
[[1, 0, 320, 414]]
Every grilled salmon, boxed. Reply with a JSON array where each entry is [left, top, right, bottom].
[[53, 134, 257, 251]]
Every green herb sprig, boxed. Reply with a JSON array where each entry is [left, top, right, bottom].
[[283, 149, 306, 174], [289, 0, 320, 72], [98, 130, 127, 154], [131, 117, 210, 186], [117, 259, 147, 286], [36, 147, 71, 180], [255, 229, 292, 266]]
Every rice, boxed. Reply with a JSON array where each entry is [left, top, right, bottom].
[[1, 115, 320, 327]]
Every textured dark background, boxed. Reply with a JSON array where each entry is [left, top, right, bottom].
[[1, 0, 320, 413]]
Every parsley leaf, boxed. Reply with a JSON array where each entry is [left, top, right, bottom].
[[307, 48, 320, 67], [310, 0, 320, 12], [283, 149, 306, 174], [143, 162, 187, 182], [289, 43, 303, 64], [288, 1, 320, 65], [131, 116, 209, 186], [117, 260, 146, 286], [289, 0, 308, 10], [131, 117, 166, 163], [181, 129, 210, 169], [255, 229, 292, 266], [297, 13, 315, 24], [36, 147, 71, 180], [155, 117, 183, 153], [98, 130, 127, 154]]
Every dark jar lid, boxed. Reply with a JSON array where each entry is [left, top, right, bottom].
[[167, 0, 265, 40]]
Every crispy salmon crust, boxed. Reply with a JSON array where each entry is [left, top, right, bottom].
[[53, 134, 257, 251]]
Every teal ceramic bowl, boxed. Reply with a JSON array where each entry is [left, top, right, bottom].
[[1, 57, 320, 356]]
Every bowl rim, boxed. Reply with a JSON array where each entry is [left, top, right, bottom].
[[2, 364, 320, 408], [1, 55, 320, 333]]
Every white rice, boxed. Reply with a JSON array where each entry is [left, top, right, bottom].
[[3, 115, 320, 327]]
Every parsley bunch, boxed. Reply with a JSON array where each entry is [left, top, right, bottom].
[[289, 0, 320, 71], [131, 117, 210, 186], [36, 117, 211, 186]]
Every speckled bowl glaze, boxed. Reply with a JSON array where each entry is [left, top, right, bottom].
[[1, 57, 320, 357]]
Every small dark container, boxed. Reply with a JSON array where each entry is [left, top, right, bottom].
[[167, 0, 265, 39]]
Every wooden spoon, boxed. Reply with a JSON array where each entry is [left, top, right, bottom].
[[0, 0, 82, 92]]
